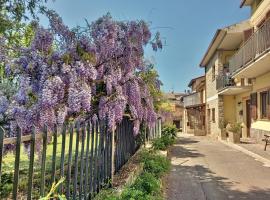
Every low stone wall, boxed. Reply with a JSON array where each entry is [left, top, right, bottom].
[[251, 128, 270, 143]]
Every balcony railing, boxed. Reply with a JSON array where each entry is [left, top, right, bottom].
[[216, 75, 235, 91], [183, 92, 203, 107], [229, 18, 270, 74]]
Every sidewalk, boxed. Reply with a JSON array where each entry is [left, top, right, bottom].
[[219, 137, 270, 167]]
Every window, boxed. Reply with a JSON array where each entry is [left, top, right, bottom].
[[261, 91, 267, 119], [212, 108, 215, 123], [212, 65, 216, 81]]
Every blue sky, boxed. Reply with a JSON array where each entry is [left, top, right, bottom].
[[41, 0, 250, 92]]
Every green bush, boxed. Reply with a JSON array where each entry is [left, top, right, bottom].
[[162, 124, 178, 138], [152, 124, 177, 150], [133, 172, 160, 194], [152, 134, 175, 150], [228, 122, 242, 134], [0, 173, 13, 198], [94, 189, 119, 200], [95, 150, 171, 200], [140, 150, 170, 178], [121, 188, 150, 200]]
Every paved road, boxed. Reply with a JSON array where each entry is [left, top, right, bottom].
[[164, 134, 270, 200]]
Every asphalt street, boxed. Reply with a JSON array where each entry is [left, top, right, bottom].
[[164, 134, 270, 200]]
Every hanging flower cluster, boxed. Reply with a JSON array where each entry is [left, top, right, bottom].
[[0, 11, 162, 137]]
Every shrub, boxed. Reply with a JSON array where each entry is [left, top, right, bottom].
[[133, 172, 160, 194], [94, 189, 119, 200], [162, 124, 178, 138], [121, 188, 150, 200], [228, 123, 242, 134], [0, 173, 13, 198], [152, 124, 177, 150], [140, 150, 170, 177], [152, 134, 175, 150]]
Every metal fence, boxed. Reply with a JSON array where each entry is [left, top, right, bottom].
[[229, 18, 270, 74], [0, 117, 161, 199]]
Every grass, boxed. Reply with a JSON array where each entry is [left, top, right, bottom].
[[1, 133, 99, 199], [95, 149, 171, 200]]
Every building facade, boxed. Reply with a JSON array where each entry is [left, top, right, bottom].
[[183, 76, 206, 136], [163, 92, 185, 129], [200, 0, 270, 141]]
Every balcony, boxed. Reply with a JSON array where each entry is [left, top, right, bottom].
[[229, 19, 270, 78], [183, 92, 204, 108], [216, 75, 252, 95]]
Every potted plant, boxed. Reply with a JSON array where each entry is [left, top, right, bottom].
[[219, 119, 228, 140], [226, 123, 242, 143]]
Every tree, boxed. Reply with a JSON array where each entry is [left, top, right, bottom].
[[0, 0, 49, 36], [139, 62, 163, 111], [1, 11, 163, 139]]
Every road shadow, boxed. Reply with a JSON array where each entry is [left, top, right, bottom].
[[168, 136, 203, 159], [165, 136, 270, 200], [167, 164, 270, 200]]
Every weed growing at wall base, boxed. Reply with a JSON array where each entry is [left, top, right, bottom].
[[95, 149, 170, 200]]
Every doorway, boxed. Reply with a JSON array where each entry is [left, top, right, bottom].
[[246, 100, 251, 137], [173, 120, 180, 129]]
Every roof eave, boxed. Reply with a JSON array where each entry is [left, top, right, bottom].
[[188, 75, 205, 87], [240, 0, 246, 8]]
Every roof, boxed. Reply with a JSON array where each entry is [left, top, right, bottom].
[[240, 0, 254, 8], [199, 20, 251, 67], [188, 75, 205, 87], [164, 92, 185, 100], [240, 0, 247, 7]]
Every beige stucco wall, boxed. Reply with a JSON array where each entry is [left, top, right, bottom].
[[251, 71, 270, 131], [251, 0, 270, 27], [205, 52, 220, 98], [223, 96, 236, 124], [220, 50, 237, 65], [205, 51, 224, 137], [232, 71, 270, 138], [206, 98, 220, 137]]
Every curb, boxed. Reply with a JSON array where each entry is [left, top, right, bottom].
[[219, 140, 270, 167]]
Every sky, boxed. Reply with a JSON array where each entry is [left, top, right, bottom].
[[41, 0, 250, 93]]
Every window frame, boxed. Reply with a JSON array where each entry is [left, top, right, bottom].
[[212, 108, 215, 123], [212, 65, 216, 81]]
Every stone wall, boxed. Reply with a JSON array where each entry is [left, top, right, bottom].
[[250, 128, 270, 143]]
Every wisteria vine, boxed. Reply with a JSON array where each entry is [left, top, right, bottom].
[[0, 11, 162, 139]]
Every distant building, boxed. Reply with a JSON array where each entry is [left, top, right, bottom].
[[183, 76, 206, 135], [163, 92, 185, 129]]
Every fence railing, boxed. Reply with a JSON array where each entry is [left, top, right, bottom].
[[183, 92, 203, 107], [216, 75, 235, 91], [0, 117, 161, 199], [229, 18, 270, 74], [114, 117, 138, 172]]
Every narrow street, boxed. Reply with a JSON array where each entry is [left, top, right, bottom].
[[164, 134, 270, 200]]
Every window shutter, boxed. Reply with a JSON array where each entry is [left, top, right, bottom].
[[250, 92, 257, 120], [267, 90, 270, 119], [244, 28, 253, 42]]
